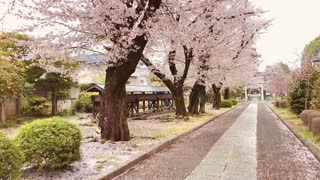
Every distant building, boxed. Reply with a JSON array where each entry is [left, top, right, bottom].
[[75, 54, 150, 86]]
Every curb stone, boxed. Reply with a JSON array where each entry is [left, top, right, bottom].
[[267, 104, 320, 162], [99, 104, 242, 180]]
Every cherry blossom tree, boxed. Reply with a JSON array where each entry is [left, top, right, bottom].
[[265, 62, 291, 97], [142, 0, 268, 116], [185, 0, 269, 114], [5, 0, 163, 141]]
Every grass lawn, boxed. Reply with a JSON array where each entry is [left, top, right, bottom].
[[269, 104, 320, 146]]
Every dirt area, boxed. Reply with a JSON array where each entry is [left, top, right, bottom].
[[1, 104, 233, 180]]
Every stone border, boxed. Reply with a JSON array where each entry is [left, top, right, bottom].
[[99, 104, 241, 180], [267, 104, 320, 162]]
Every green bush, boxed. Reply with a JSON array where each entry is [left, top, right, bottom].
[[22, 95, 49, 116], [75, 92, 98, 112], [14, 117, 82, 169], [0, 132, 24, 179], [230, 99, 237, 105], [221, 100, 233, 108]]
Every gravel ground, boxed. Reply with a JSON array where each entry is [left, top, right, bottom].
[[257, 103, 320, 180], [114, 103, 249, 180]]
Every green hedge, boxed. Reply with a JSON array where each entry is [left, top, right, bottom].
[[221, 100, 233, 108], [0, 132, 24, 179], [230, 99, 238, 105], [14, 117, 82, 169]]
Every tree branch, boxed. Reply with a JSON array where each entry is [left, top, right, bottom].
[[141, 55, 175, 91]]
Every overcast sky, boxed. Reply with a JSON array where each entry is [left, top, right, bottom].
[[1, 0, 320, 71], [253, 0, 320, 70]]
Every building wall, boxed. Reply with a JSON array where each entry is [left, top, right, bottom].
[[4, 86, 81, 117], [4, 99, 16, 117]]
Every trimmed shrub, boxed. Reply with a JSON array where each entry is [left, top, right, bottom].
[[275, 99, 289, 108], [230, 99, 237, 106], [22, 95, 49, 116], [75, 92, 98, 112], [300, 110, 315, 125], [0, 132, 24, 179], [307, 111, 320, 130], [14, 117, 82, 169], [311, 117, 320, 134], [221, 100, 233, 108]]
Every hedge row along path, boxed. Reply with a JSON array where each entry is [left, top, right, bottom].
[[114, 102, 320, 180]]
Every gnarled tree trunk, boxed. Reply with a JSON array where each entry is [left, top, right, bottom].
[[212, 84, 222, 110], [199, 86, 206, 113], [188, 83, 202, 115], [173, 84, 187, 117], [188, 83, 206, 115], [101, 35, 147, 141]]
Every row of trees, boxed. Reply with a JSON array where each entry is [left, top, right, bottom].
[[4, 0, 269, 141]]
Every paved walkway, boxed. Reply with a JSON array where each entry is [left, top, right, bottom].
[[115, 103, 250, 180], [186, 103, 257, 180], [115, 102, 320, 180]]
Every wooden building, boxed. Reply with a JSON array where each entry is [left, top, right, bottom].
[[83, 84, 173, 118]]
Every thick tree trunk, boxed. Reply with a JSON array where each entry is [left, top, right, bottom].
[[224, 88, 230, 100], [188, 83, 202, 115], [0, 100, 5, 123], [199, 86, 206, 113], [51, 90, 57, 116], [16, 96, 22, 124], [212, 84, 222, 110], [174, 85, 187, 117], [101, 35, 147, 142]]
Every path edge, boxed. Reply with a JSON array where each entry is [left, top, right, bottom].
[[267, 104, 320, 162], [99, 105, 241, 180]]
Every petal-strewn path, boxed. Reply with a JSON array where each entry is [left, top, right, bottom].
[[114, 103, 320, 180]]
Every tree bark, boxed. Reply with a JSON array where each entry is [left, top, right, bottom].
[[188, 83, 202, 115], [51, 90, 57, 116], [199, 85, 206, 113], [101, 35, 148, 141], [224, 87, 230, 100], [16, 96, 22, 124], [212, 84, 222, 110], [173, 84, 187, 117], [0, 100, 6, 123]]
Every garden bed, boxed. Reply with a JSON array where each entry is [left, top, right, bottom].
[[1, 104, 233, 180]]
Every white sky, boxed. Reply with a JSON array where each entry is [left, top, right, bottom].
[[253, 0, 320, 70], [1, 0, 320, 71]]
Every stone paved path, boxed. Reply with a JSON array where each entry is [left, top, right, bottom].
[[186, 103, 257, 180], [114, 102, 320, 180]]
